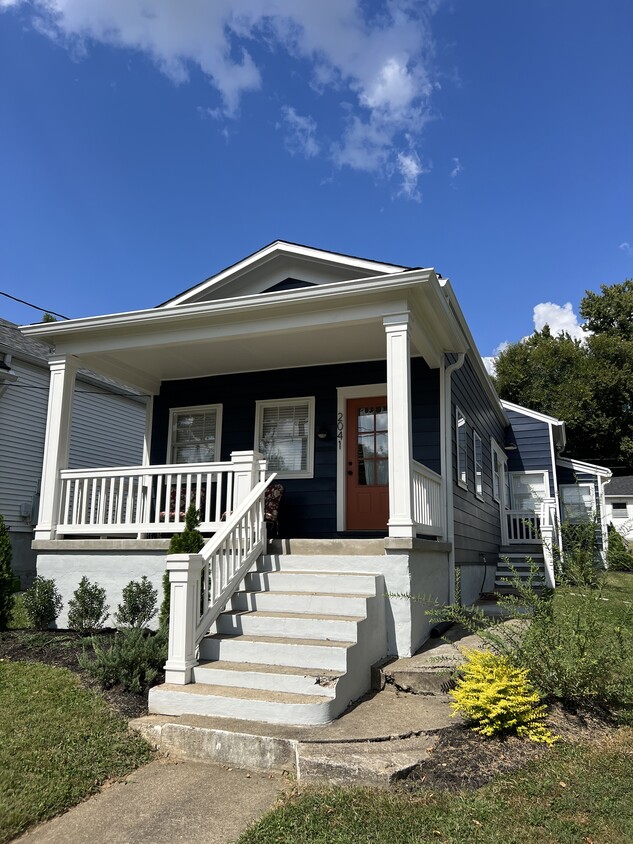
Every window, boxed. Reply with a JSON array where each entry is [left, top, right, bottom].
[[474, 432, 483, 499], [168, 405, 222, 464], [510, 471, 548, 513], [612, 502, 629, 519], [560, 484, 595, 523], [255, 397, 315, 478], [456, 408, 467, 488]]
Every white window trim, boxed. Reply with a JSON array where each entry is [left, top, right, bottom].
[[559, 482, 596, 521], [473, 431, 484, 500], [167, 404, 223, 465], [254, 396, 315, 479], [509, 470, 550, 512], [456, 407, 467, 489]]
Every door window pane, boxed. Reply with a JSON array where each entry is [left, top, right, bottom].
[[356, 404, 388, 487]]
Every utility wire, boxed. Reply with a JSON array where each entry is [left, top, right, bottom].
[[0, 290, 70, 320]]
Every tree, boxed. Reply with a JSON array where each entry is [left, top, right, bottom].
[[41, 312, 57, 323], [494, 281, 633, 468]]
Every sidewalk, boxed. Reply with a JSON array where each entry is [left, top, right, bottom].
[[17, 758, 284, 844]]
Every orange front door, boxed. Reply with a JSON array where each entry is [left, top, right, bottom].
[[345, 396, 389, 531]]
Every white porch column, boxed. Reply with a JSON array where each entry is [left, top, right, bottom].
[[164, 553, 204, 684], [230, 450, 264, 509], [35, 355, 79, 541], [384, 314, 415, 538]]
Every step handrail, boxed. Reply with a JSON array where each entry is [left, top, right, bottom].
[[164, 472, 276, 685]]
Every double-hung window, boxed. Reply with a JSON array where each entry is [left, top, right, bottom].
[[255, 397, 315, 478], [168, 405, 222, 464]]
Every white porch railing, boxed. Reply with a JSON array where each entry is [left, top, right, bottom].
[[164, 474, 275, 684], [411, 460, 444, 536], [56, 452, 266, 537], [506, 510, 541, 543]]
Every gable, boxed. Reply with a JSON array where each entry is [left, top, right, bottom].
[[159, 241, 410, 307]]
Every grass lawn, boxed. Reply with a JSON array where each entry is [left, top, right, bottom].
[[239, 729, 633, 844], [0, 661, 153, 843]]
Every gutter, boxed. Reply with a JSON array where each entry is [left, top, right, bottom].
[[443, 352, 466, 605]]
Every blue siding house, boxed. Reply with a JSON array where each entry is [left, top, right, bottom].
[[20, 242, 611, 726]]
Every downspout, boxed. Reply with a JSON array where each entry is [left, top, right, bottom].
[[443, 352, 465, 605]]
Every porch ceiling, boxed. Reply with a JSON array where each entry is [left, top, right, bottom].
[[21, 270, 470, 394]]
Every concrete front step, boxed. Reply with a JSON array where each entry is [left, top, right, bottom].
[[193, 660, 341, 697], [216, 609, 365, 641], [245, 569, 379, 595], [149, 682, 339, 725], [199, 632, 355, 671], [231, 589, 372, 617], [259, 554, 386, 573]]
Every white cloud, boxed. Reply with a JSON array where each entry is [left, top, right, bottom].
[[450, 156, 462, 181], [482, 356, 497, 377], [280, 106, 320, 158], [532, 301, 585, 341], [2, 0, 440, 198], [619, 242, 633, 256]]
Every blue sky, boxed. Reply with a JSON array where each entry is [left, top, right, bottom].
[[1, 0, 632, 364]]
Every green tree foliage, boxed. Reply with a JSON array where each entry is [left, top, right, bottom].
[[67, 577, 110, 635], [113, 576, 157, 629], [0, 514, 15, 630], [495, 280, 633, 467], [22, 576, 63, 630]]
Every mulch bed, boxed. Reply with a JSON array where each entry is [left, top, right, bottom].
[[403, 703, 615, 791], [0, 629, 153, 720]]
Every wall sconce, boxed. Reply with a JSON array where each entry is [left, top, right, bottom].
[[316, 425, 329, 440], [504, 442, 518, 451]]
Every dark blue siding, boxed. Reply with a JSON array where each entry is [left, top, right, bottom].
[[505, 409, 555, 496], [151, 358, 440, 538], [450, 353, 506, 565]]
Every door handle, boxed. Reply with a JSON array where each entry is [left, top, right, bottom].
[[347, 470, 353, 476]]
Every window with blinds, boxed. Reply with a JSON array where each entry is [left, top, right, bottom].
[[255, 397, 315, 478], [168, 405, 222, 464]]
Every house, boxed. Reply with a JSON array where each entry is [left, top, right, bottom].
[[20, 241, 610, 725], [605, 476, 633, 542], [0, 318, 147, 588]]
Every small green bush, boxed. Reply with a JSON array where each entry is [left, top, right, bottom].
[[450, 648, 557, 744], [168, 504, 205, 554], [67, 576, 110, 635], [0, 513, 14, 630], [80, 627, 167, 694], [158, 570, 171, 630], [114, 576, 157, 629], [556, 517, 603, 587], [607, 526, 633, 571], [22, 576, 63, 630]]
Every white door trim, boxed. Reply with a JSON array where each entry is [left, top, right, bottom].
[[336, 383, 388, 532]]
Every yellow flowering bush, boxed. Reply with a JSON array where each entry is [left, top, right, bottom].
[[450, 648, 558, 745]]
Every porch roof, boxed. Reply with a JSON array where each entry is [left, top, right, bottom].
[[21, 269, 471, 394]]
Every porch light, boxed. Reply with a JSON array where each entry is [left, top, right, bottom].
[[316, 426, 329, 440]]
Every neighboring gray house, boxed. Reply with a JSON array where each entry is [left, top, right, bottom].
[[605, 475, 633, 542], [0, 318, 147, 587]]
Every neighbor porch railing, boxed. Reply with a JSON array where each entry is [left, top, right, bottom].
[[55, 451, 266, 537], [505, 510, 542, 543], [411, 460, 444, 536], [163, 473, 276, 684]]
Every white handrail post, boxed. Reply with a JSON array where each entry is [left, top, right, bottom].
[[164, 553, 204, 685], [230, 451, 264, 509]]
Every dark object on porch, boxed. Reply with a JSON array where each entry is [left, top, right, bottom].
[[160, 485, 207, 521], [264, 483, 284, 538]]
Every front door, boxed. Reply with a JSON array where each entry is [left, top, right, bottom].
[[345, 396, 389, 531]]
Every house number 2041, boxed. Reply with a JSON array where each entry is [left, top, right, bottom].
[[337, 412, 344, 450]]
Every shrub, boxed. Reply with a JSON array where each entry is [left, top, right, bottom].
[[22, 576, 63, 630], [167, 504, 205, 554], [450, 648, 557, 744], [80, 627, 167, 694], [67, 577, 110, 635], [607, 525, 633, 571], [556, 517, 603, 587], [114, 576, 157, 629], [0, 513, 14, 630], [158, 570, 170, 630]]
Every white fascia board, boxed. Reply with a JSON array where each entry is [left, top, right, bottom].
[[556, 456, 612, 478], [160, 241, 409, 307], [20, 269, 434, 348], [501, 400, 564, 426]]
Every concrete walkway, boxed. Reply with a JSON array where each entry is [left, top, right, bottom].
[[17, 758, 284, 844]]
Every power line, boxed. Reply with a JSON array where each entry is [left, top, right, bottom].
[[0, 290, 70, 320]]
